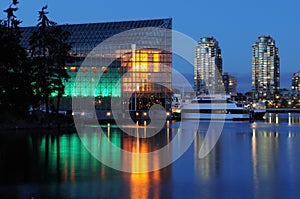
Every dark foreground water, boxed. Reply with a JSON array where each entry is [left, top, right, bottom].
[[1, 113, 300, 199]]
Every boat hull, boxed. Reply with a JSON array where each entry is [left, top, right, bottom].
[[180, 96, 251, 121], [181, 112, 250, 120], [253, 110, 266, 120]]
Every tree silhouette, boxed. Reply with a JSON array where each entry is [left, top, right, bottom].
[[29, 6, 71, 114], [0, 0, 34, 118]]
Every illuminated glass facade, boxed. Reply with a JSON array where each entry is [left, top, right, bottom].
[[252, 35, 280, 100], [20, 19, 172, 111], [194, 36, 223, 94], [121, 49, 172, 111]]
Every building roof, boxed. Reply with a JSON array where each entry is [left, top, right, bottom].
[[20, 18, 172, 54]]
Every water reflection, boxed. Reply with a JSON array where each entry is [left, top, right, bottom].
[[265, 113, 300, 124], [0, 125, 173, 198], [250, 124, 280, 199], [1, 118, 300, 198], [191, 120, 300, 199], [194, 130, 221, 180]]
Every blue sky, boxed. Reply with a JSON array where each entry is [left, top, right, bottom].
[[1, 0, 299, 92]]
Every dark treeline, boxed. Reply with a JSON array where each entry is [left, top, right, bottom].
[[0, 1, 71, 121]]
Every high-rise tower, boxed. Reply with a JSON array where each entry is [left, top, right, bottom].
[[194, 37, 223, 94], [252, 35, 280, 100]]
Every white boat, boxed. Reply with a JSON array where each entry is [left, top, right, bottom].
[[181, 95, 250, 120]]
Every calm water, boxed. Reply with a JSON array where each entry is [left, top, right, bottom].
[[1, 113, 300, 199]]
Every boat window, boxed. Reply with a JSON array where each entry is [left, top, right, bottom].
[[191, 99, 235, 104]]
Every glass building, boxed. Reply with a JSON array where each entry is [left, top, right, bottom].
[[194, 36, 223, 95], [252, 35, 280, 100], [20, 18, 172, 114]]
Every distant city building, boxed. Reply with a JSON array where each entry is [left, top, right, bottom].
[[292, 71, 300, 91], [20, 18, 172, 113], [222, 72, 237, 96], [252, 35, 280, 100], [292, 71, 300, 97], [278, 88, 291, 97], [194, 36, 223, 94]]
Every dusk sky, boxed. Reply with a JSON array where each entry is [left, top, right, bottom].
[[1, 0, 299, 92]]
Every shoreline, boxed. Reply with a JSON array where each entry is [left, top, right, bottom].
[[266, 108, 300, 113], [0, 113, 76, 132], [0, 123, 76, 132], [1, 111, 300, 132]]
